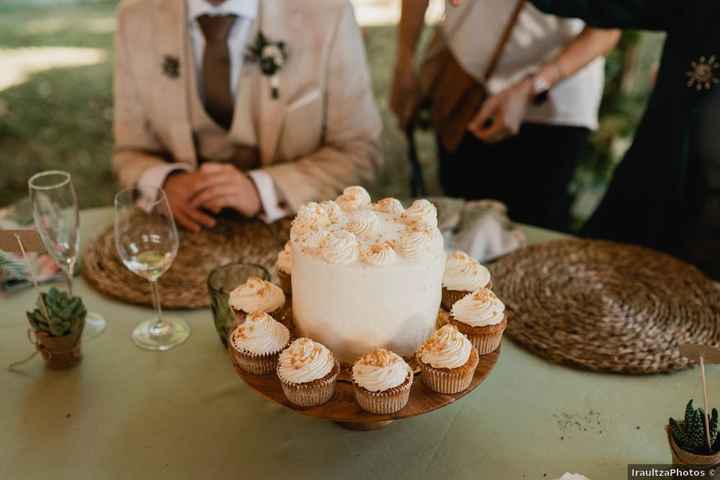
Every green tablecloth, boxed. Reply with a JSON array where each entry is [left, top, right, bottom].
[[1, 208, 711, 480]]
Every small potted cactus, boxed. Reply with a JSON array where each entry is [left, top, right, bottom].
[[667, 400, 720, 466], [26, 287, 87, 369]]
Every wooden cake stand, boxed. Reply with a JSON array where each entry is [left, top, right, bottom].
[[234, 346, 501, 431]]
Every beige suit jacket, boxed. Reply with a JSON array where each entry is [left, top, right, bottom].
[[113, 0, 382, 211]]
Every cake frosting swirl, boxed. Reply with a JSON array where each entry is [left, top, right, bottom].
[[361, 241, 398, 266], [352, 349, 410, 392], [320, 230, 359, 265], [319, 200, 346, 224], [401, 199, 438, 228], [373, 198, 405, 216], [418, 325, 472, 369], [295, 202, 331, 228], [277, 338, 335, 384], [344, 209, 381, 239], [276, 242, 292, 274], [451, 288, 505, 327], [336, 186, 372, 212], [396, 228, 434, 259], [230, 311, 290, 355], [443, 250, 491, 291], [229, 277, 285, 313]]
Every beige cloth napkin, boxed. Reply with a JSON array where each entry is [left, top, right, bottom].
[[433, 197, 526, 262]]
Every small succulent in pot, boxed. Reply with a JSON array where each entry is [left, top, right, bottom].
[[26, 288, 87, 369], [667, 400, 720, 466]]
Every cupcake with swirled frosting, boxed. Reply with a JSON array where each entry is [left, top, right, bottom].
[[229, 311, 291, 375], [229, 277, 286, 325], [441, 250, 492, 310], [416, 324, 479, 394], [275, 242, 293, 296], [277, 338, 340, 407], [449, 288, 507, 354], [352, 349, 413, 414]]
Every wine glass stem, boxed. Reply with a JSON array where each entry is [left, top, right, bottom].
[[149, 280, 166, 334]]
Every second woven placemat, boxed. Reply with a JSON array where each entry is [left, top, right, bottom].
[[489, 239, 720, 374], [83, 218, 291, 309]]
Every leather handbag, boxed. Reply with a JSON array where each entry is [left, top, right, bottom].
[[417, 0, 528, 153]]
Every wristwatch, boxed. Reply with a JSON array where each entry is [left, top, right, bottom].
[[531, 74, 551, 106]]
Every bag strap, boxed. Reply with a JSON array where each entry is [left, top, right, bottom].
[[483, 0, 528, 82]]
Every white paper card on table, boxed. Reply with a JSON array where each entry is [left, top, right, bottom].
[[556, 474, 590, 480]]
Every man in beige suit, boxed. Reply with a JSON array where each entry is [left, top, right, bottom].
[[113, 0, 382, 231]]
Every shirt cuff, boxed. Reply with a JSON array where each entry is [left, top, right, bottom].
[[138, 163, 192, 197], [248, 169, 290, 223]]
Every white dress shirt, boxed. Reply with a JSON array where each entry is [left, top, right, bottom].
[[139, 0, 288, 223]]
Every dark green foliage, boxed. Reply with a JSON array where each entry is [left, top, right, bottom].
[[669, 400, 720, 455], [26, 288, 86, 337]]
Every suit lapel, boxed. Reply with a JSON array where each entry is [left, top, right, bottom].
[[152, 0, 196, 165], [257, 0, 290, 163]]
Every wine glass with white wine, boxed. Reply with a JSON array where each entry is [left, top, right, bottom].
[[114, 187, 190, 351], [29, 170, 107, 338]]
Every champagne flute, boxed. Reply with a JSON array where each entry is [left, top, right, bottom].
[[114, 187, 190, 351], [29, 170, 107, 338]]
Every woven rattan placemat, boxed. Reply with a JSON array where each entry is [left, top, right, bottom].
[[82, 218, 291, 309], [489, 239, 720, 374]]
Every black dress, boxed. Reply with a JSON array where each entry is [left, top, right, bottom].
[[530, 0, 720, 276]]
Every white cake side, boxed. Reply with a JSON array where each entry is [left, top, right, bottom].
[[290, 187, 445, 364]]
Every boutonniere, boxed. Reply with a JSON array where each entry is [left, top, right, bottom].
[[162, 55, 180, 79], [247, 32, 288, 99]]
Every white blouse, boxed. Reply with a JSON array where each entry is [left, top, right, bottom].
[[441, 0, 605, 130]]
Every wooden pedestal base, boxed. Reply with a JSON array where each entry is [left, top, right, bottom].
[[335, 420, 394, 431]]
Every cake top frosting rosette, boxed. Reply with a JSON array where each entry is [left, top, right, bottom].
[[289, 186, 444, 267]]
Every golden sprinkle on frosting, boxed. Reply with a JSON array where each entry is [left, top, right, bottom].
[[357, 349, 400, 368]]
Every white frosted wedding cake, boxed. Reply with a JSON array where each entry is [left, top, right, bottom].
[[289, 186, 446, 364]]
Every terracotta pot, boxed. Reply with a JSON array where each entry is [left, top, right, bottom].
[[34, 327, 83, 370], [666, 425, 720, 467]]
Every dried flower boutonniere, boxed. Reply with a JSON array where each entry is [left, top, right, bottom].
[[162, 55, 180, 79], [687, 55, 719, 91], [247, 32, 288, 99]]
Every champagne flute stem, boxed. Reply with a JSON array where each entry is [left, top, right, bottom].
[[64, 269, 73, 297], [149, 280, 166, 335]]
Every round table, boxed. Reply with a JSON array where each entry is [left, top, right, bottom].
[[1, 208, 709, 479]]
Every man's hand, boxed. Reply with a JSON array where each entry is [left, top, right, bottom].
[[389, 61, 421, 130], [468, 78, 534, 143], [190, 163, 262, 217], [164, 170, 217, 233]]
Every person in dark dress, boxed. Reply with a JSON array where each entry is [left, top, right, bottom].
[[526, 0, 720, 277]]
